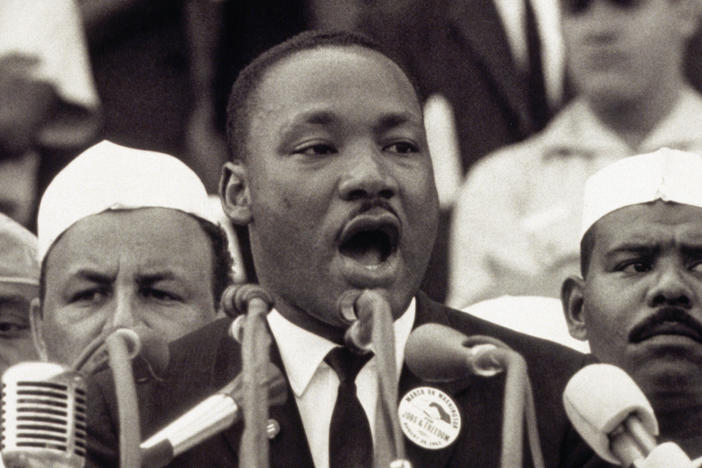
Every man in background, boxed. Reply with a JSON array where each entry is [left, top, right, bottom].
[[0, 0, 100, 228], [563, 148, 702, 458], [448, 0, 702, 307], [0, 214, 39, 375], [31, 140, 231, 365]]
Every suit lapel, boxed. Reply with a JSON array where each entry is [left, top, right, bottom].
[[212, 297, 471, 468], [214, 323, 314, 468], [446, 0, 535, 136], [398, 293, 473, 467]]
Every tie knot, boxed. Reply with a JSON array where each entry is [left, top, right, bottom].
[[325, 347, 373, 383]]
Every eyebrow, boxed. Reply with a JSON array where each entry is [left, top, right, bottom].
[[373, 112, 422, 133], [604, 243, 656, 259], [70, 269, 114, 284], [283, 109, 421, 133], [282, 111, 336, 134], [136, 272, 178, 286]]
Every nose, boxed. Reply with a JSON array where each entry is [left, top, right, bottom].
[[646, 262, 693, 309], [337, 146, 398, 201], [108, 287, 141, 330], [573, 1, 620, 42]]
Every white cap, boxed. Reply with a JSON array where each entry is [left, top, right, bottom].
[[581, 147, 702, 238], [37, 140, 213, 260]]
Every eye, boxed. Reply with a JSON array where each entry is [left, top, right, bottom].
[[70, 289, 108, 304], [293, 143, 337, 157], [617, 260, 652, 274], [385, 141, 419, 154], [0, 320, 28, 338], [142, 288, 181, 302], [689, 258, 702, 273]]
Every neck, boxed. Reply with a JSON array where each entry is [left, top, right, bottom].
[[273, 297, 346, 345], [652, 390, 702, 443], [587, 80, 684, 150]]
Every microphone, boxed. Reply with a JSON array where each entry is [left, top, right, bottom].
[[73, 328, 169, 379], [337, 289, 373, 353], [405, 324, 541, 468], [1, 362, 87, 468], [404, 323, 503, 381], [562, 363, 691, 467], [140, 362, 287, 467]]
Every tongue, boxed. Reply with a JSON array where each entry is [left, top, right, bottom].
[[345, 244, 384, 266], [340, 232, 387, 266]]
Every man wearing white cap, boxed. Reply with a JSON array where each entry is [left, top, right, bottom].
[[447, 0, 702, 308], [30, 140, 232, 365], [0, 214, 39, 375], [563, 147, 702, 457]]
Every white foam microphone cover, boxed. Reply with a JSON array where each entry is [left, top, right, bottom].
[[563, 363, 658, 464]]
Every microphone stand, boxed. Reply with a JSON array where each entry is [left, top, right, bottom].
[[462, 335, 543, 468], [222, 284, 275, 468], [340, 290, 411, 468], [105, 329, 143, 468]]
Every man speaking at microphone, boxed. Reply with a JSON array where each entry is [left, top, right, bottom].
[[562, 148, 702, 461], [87, 30, 607, 467]]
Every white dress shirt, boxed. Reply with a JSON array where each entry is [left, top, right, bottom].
[[267, 299, 416, 468], [493, 0, 564, 108]]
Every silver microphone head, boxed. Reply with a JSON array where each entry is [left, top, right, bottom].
[[2, 362, 86, 468]]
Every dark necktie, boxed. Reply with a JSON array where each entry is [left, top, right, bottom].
[[325, 347, 374, 468], [524, 0, 550, 130]]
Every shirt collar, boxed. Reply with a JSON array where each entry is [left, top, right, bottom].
[[640, 86, 702, 152], [541, 87, 702, 159], [267, 297, 416, 398]]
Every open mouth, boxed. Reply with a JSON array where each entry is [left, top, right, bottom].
[[338, 217, 399, 267]]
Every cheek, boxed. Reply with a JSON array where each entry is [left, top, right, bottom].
[[44, 307, 104, 351], [0, 337, 37, 363]]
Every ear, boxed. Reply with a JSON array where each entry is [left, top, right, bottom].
[[561, 275, 588, 341], [219, 161, 252, 225], [29, 298, 49, 361]]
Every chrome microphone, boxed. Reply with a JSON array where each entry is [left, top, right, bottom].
[[405, 323, 504, 381], [1, 362, 86, 468]]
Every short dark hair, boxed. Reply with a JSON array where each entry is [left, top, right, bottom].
[[579, 224, 597, 278], [225, 29, 421, 162], [192, 215, 234, 304], [39, 213, 233, 309]]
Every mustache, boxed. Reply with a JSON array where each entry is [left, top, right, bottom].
[[341, 199, 399, 224], [628, 307, 702, 343]]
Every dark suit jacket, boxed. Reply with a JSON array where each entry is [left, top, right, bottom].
[[361, 0, 559, 175], [87, 292, 607, 467], [359, 0, 567, 302]]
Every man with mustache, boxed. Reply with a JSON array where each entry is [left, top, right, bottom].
[[563, 148, 702, 458], [448, 0, 702, 308], [86, 30, 609, 467]]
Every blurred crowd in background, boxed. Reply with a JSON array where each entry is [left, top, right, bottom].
[[4, 0, 702, 306]]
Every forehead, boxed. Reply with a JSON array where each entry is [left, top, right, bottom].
[[592, 202, 702, 252], [45, 208, 211, 280], [249, 46, 422, 132]]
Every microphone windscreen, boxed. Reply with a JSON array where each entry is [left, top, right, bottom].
[[2, 362, 87, 468], [563, 363, 659, 464], [404, 323, 474, 382], [135, 329, 170, 376]]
